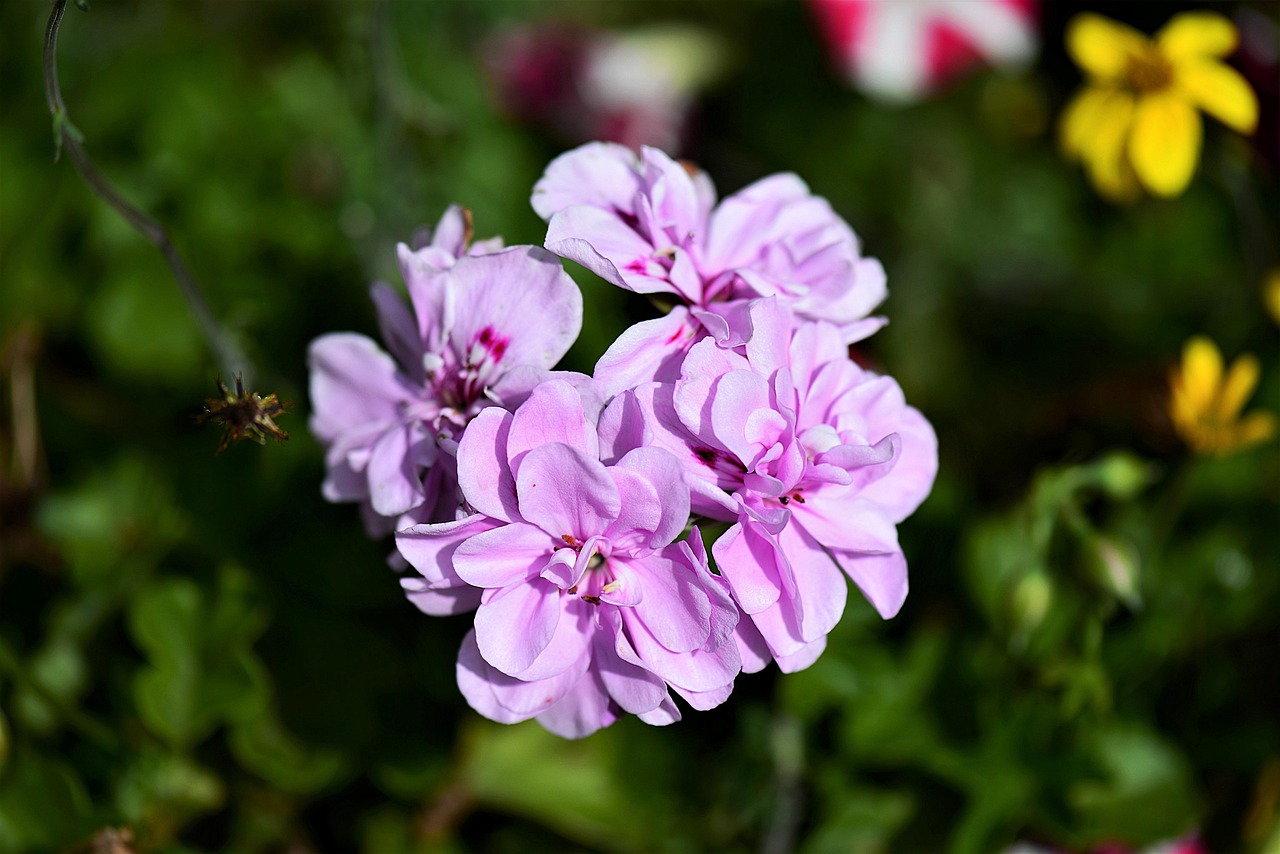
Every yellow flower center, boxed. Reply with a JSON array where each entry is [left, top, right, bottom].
[[1124, 48, 1173, 94]]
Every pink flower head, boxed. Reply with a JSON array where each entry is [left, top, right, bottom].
[[396, 379, 741, 738], [600, 299, 936, 672], [532, 142, 887, 397], [809, 0, 1038, 103], [308, 207, 583, 528]]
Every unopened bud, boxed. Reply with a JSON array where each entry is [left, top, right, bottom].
[[1010, 572, 1052, 637], [1091, 452, 1152, 500], [1088, 535, 1142, 609]]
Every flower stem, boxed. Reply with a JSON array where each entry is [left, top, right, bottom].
[[42, 0, 252, 385]]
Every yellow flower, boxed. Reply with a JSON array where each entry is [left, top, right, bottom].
[[1061, 12, 1259, 201], [1169, 336, 1276, 456]]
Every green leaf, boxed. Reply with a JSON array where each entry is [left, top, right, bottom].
[[462, 720, 645, 850], [229, 711, 345, 795], [0, 748, 98, 851], [802, 787, 914, 854], [127, 567, 269, 748], [115, 750, 225, 839], [1069, 723, 1198, 847]]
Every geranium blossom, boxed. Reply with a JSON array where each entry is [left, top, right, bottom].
[[397, 379, 740, 738], [532, 142, 887, 397], [1061, 11, 1259, 200], [599, 299, 936, 672], [808, 0, 1038, 103], [308, 206, 582, 528]]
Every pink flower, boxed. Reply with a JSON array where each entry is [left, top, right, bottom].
[[532, 142, 887, 398], [599, 299, 936, 672], [397, 379, 741, 738], [809, 0, 1038, 103], [308, 207, 582, 528]]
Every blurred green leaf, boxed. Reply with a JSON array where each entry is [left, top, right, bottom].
[[127, 566, 269, 748], [0, 748, 97, 851], [1069, 723, 1198, 847], [802, 785, 913, 854], [115, 750, 225, 842], [229, 710, 346, 795], [462, 720, 645, 851]]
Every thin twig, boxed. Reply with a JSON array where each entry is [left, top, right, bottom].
[[43, 0, 252, 384]]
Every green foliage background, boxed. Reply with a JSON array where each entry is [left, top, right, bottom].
[[1, 1, 1277, 852]]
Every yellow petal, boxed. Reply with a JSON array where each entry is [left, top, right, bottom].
[[1068, 13, 1149, 81], [1176, 58, 1258, 133], [1234, 411, 1278, 450], [1129, 92, 1202, 197], [1218, 354, 1260, 421], [1169, 381, 1200, 434], [1157, 12, 1237, 60], [1079, 90, 1141, 201], [1060, 86, 1113, 158], [1180, 336, 1223, 417]]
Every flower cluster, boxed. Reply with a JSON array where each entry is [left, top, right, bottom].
[[310, 144, 937, 738]]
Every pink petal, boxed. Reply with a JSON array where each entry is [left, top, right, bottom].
[[622, 608, 741, 693], [776, 520, 848, 644], [531, 141, 643, 220], [308, 333, 409, 443], [593, 612, 668, 715], [395, 244, 451, 347], [456, 632, 526, 724], [508, 596, 593, 682], [859, 406, 938, 523], [674, 338, 748, 437], [708, 370, 778, 469], [712, 521, 785, 615], [401, 577, 482, 616], [515, 443, 621, 541], [791, 495, 901, 555], [607, 447, 690, 549], [545, 206, 671, 294], [593, 308, 698, 401], [445, 247, 582, 374], [837, 548, 908, 620], [672, 681, 734, 711], [623, 550, 711, 654], [453, 522, 556, 588], [788, 319, 849, 396], [366, 422, 428, 517], [369, 281, 423, 383], [396, 512, 498, 585], [507, 379, 599, 464], [795, 499, 908, 618], [455, 408, 519, 522], [535, 669, 619, 739], [638, 146, 709, 244], [774, 636, 827, 674], [703, 173, 811, 272], [742, 298, 795, 379], [732, 618, 774, 674], [473, 579, 563, 675], [636, 696, 682, 726], [457, 630, 590, 721], [429, 204, 471, 256]]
